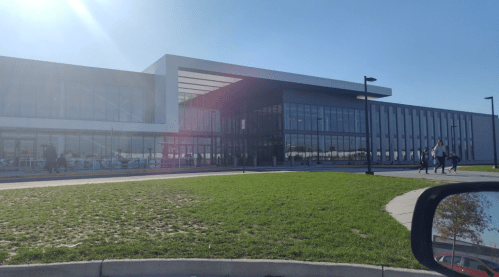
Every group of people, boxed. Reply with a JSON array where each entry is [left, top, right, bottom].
[[418, 140, 461, 174], [43, 143, 67, 174]]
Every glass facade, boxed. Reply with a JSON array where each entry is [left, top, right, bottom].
[[0, 130, 165, 170], [0, 80, 154, 123]]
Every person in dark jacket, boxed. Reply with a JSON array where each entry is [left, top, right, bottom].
[[44, 144, 57, 174], [419, 148, 429, 174], [447, 152, 461, 174], [56, 154, 67, 173]]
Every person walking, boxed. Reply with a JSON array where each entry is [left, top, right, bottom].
[[433, 140, 447, 174], [447, 152, 461, 174], [44, 143, 57, 174], [419, 148, 429, 174]]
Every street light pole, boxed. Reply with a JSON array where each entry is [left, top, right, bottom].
[[364, 76, 376, 175], [451, 125, 457, 153], [485, 97, 498, 168], [317, 117, 322, 164]]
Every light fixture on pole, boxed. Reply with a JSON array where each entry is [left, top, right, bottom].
[[317, 117, 322, 164], [485, 97, 497, 169], [364, 76, 376, 175]]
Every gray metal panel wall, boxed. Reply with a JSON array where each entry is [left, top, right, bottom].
[[472, 114, 499, 162]]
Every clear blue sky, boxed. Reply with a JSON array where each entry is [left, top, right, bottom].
[[0, 0, 497, 114]]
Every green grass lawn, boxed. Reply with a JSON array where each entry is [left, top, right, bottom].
[[459, 165, 499, 173], [0, 172, 448, 268]]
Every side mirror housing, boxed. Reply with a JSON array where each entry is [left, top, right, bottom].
[[411, 182, 499, 276]]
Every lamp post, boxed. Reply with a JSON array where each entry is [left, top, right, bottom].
[[451, 125, 457, 153], [485, 97, 498, 168], [364, 76, 376, 175], [211, 111, 216, 165], [317, 117, 322, 164]]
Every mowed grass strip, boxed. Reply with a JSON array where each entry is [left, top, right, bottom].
[[0, 172, 448, 268], [459, 165, 499, 173]]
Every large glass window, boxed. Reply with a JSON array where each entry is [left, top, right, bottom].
[[355, 110, 360, 133], [36, 134, 51, 159], [305, 105, 311, 131], [349, 109, 355, 133], [331, 107, 337, 132], [80, 135, 93, 161], [93, 135, 106, 160], [342, 108, 349, 133], [284, 103, 289, 130], [119, 136, 131, 159], [65, 134, 80, 158], [325, 135, 331, 160], [132, 136, 144, 159], [305, 135, 312, 158], [297, 104, 304, 130], [290, 103, 297, 130], [337, 136, 344, 160], [311, 105, 318, 131], [298, 134, 305, 160], [312, 135, 318, 160], [318, 106, 324, 131], [360, 110, 366, 134], [349, 136, 355, 160]]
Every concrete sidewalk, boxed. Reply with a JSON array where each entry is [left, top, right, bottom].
[[385, 188, 429, 231], [0, 258, 444, 277]]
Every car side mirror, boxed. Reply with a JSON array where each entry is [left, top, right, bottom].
[[411, 182, 499, 277]]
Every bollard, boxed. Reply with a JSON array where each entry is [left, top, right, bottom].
[[233, 156, 238, 168], [272, 156, 277, 167]]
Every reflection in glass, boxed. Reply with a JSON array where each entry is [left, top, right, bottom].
[[433, 192, 499, 276]]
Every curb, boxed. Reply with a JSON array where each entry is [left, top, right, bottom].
[[0, 259, 444, 277]]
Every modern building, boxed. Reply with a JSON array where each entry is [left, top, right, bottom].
[[0, 54, 497, 171]]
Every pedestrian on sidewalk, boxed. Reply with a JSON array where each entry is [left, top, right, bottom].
[[447, 152, 461, 174], [419, 148, 429, 174], [433, 140, 447, 174]]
